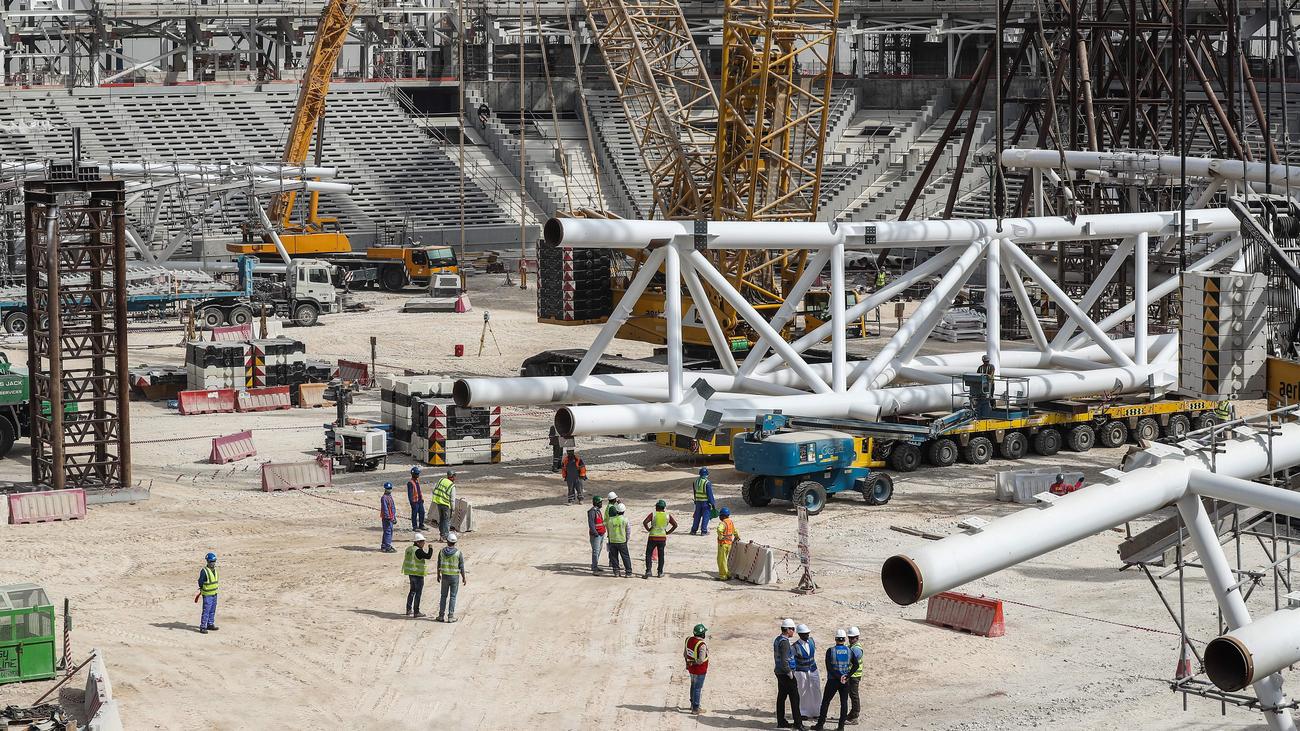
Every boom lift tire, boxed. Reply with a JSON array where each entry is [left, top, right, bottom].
[[741, 475, 771, 507], [864, 473, 894, 506], [792, 481, 828, 515]]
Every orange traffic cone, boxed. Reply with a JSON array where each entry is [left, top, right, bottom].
[[1174, 641, 1194, 680]]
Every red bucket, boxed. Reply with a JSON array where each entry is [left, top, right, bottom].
[[454, 344, 465, 357]]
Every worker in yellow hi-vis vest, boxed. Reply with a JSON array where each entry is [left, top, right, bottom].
[[715, 508, 739, 581], [432, 470, 456, 541], [642, 499, 678, 578]]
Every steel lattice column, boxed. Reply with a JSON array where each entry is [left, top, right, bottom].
[[24, 177, 131, 492]]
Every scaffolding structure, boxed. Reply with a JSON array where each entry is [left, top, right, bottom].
[[24, 173, 131, 492]]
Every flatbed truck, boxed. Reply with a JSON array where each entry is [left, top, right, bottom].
[[229, 233, 460, 292], [0, 256, 342, 334]]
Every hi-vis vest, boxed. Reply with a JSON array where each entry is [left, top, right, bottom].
[[402, 545, 429, 576], [438, 547, 462, 577], [829, 644, 852, 675], [200, 566, 219, 596], [685, 636, 708, 667], [850, 644, 864, 678], [607, 515, 629, 544], [693, 477, 709, 501], [794, 638, 816, 671], [432, 477, 454, 506], [649, 510, 669, 538], [1214, 402, 1232, 420], [717, 518, 737, 545]]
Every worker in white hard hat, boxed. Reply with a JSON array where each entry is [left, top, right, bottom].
[[605, 491, 621, 521], [436, 532, 468, 623], [606, 502, 633, 577], [401, 534, 433, 617], [793, 624, 821, 720], [845, 627, 863, 725], [812, 629, 858, 730], [773, 618, 804, 729]]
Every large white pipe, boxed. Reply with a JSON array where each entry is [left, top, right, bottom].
[[664, 245, 684, 402], [542, 209, 1238, 250], [985, 239, 1001, 370], [558, 363, 1161, 436], [1205, 607, 1300, 692], [880, 420, 1300, 607], [1002, 148, 1300, 187], [1134, 232, 1148, 365], [830, 242, 847, 391]]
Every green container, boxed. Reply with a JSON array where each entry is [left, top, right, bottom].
[[0, 584, 57, 685]]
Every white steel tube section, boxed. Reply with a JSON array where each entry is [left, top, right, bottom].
[[1205, 606, 1300, 693], [831, 242, 847, 391], [1002, 148, 1300, 187], [664, 245, 684, 402], [881, 420, 1300, 605], [852, 239, 988, 390], [572, 247, 668, 381], [1134, 232, 1148, 365], [999, 256, 1048, 351], [756, 248, 964, 376], [252, 203, 293, 265], [543, 209, 1238, 250], [740, 248, 834, 377], [1002, 242, 1134, 366], [679, 258, 738, 375], [1066, 233, 1245, 349], [1177, 494, 1296, 731], [687, 250, 832, 394], [1189, 471, 1300, 518], [985, 239, 1001, 370], [1049, 237, 1135, 349]]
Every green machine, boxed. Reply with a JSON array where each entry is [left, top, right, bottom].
[[0, 352, 29, 459], [0, 584, 57, 685]]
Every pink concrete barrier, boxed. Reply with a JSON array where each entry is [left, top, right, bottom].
[[8, 488, 87, 524], [210, 430, 256, 464]]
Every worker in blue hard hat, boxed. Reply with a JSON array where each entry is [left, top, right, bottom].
[[689, 467, 716, 536], [195, 552, 220, 634], [715, 507, 739, 581], [379, 482, 397, 553], [407, 465, 426, 533]]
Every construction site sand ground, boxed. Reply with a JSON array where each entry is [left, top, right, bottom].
[[0, 274, 1282, 729]]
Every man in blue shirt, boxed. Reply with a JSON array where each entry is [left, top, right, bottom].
[[195, 552, 220, 634], [688, 467, 715, 535], [379, 482, 397, 552]]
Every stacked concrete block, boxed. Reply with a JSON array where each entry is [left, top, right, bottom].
[[186, 338, 310, 392], [1179, 272, 1268, 399], [410, 398, 502, 466], [377, 374, 455, 454], [537, 246, 612, 322], [185, 342, 247, 390]]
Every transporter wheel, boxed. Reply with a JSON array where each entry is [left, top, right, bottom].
[[925, 438, 958, 467], [1097, 420, 1129, 448], [1193, 413, 1219, 432], [1032, 428, 1062, 456], [1133, 417, 1160, 443], [2, 311, 27, 335], [200, 308, 225, 328], [1065, 424, 1095, 452], [228, 305, 253, 326], [998, 431, 1028, 460], [962, 436, 994, 465], [1165, 414, 1191, 440], [864, 473, 894, 506], [887, 443, 921, 472], [792, 481, 828, 516], [741, 475, 771, 508]]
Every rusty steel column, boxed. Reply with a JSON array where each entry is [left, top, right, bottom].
[[24, 173, 130, 492]]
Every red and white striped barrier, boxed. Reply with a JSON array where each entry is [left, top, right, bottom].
[[261, 457, 333, 491], [337, 359, 371, 387], [8, 488, 86, 525], [925, 591, 1006, 637], [178, 388, 237, 415], [210, 430, 256, 464], [236, 385, 292, 412], [211, 323, 252, 341]]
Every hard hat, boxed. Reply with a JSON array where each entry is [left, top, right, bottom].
[[592, 495, 603, 506], [446, 470, 456, 478], [835, 629, 847, 640], [699, 467, 709, 476], [981, 355, 991, 362], [447, 532, 458, 543], [616, 503, 626, 514], [413, 533, 426, 542], [383, 482, 393, 490], [410, 465, 422, 475], [781, 618, 797, 630], [1055, 473, 1064, 480], [719, 507, 730, 518], [847, 626, 860, 637], [796, 624, 810, 634], [656, 499, 667, 509], [693, 623, 708, 638], [205, 552, 217, 563], [608, 491, 618, 500]]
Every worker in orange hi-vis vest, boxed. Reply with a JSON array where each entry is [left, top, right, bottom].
[[715, 508, 739, 581], [561, 448, 587, 504]]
